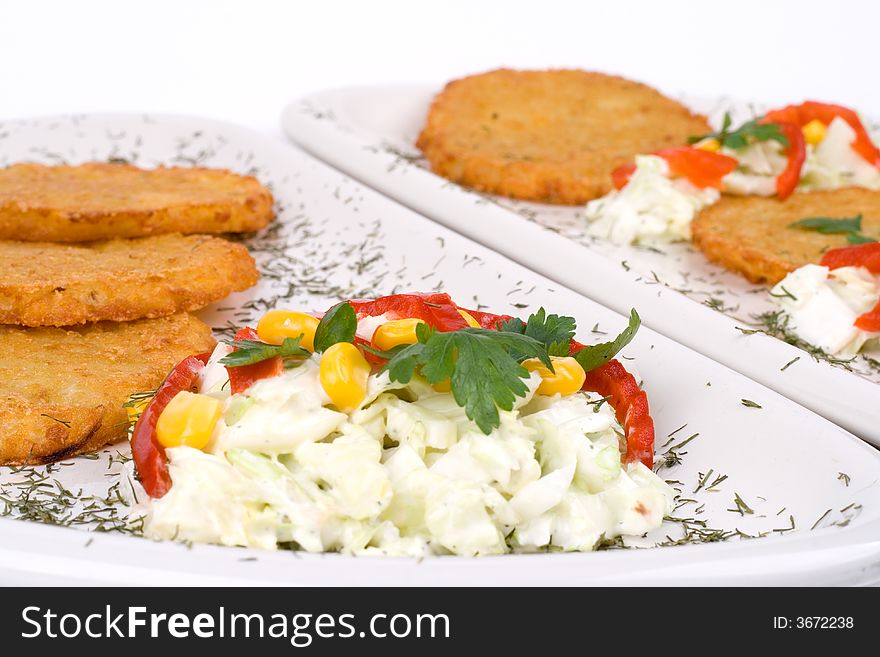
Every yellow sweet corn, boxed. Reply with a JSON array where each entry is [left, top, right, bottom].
[[695, 138, 721, 152], [522, 356, 586, 396], [319, 342, 371, 413], [373, 318, 425, 350], [155, 391, 222, 450], [802, 119, 827, 146], [257, 310, 319, 351]]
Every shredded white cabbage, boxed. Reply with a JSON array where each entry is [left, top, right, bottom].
[[584, 155, 718, 245], [770, 264, 880, 356], [139, 353, 674, 556]]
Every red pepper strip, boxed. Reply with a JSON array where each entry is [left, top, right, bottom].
[[658, 147, 738, 190], [130, 352, 210, 499], [819, 243, 880, 332], [226, 327, 284, 395], [820, 242, 880, 274], [764, 101, 880, 168], [756, 119, 806, 200], [579, 358, 655, 469], [457, 307, 514, 330], [611, 163, 637, 190], [611, 147, 738, 191], [348, 293, 469, 331], [855, 300, 880, 332]]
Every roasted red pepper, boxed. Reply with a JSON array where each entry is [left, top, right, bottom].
[[579, 358, 654, 469], [819, 243, 880, 332], [130, 352, 210, 499], [348, 293, 469, 331], [764, 101, 880, 168], [758, 119, 807, 200], [456, 306, 513, 330], [611, 147, 738, 191], [855, 302, 880, 332], [225, 327, 284, 394], [820, 242, 880, 274]]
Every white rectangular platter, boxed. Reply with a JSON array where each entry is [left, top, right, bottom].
[[282, 86, 880, 447], [1, 113, 879, 585]]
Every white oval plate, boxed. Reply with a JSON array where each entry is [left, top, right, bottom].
[[1, 113, 879, 585], [282, 86, 880, 447]]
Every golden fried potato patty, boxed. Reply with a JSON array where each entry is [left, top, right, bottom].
[[416, 68, 710, 205], [0, 313, 216, 465], [0, 234, 259, 326], [692, 188, 880, 284], [0, 162, 274, 241]]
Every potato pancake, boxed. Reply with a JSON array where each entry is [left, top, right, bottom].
[[0, 234, 259, 326], [0, 162, 274, 241], [692, 188, 880, 284], [0, 313, 216, 464], [416, 68, 710, 205]]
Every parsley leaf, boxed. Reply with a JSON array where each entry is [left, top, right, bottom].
[[220, 336, 309, 368], [313, 301, 357, 352], [848, 232, 878, 245], [501, 307, 577, 356], [789, 214, 863, 235], [382, 324, 552, 434], [689, 113, 789, 150], [789, 214, 877, 245], [572, 309, 640, 372]]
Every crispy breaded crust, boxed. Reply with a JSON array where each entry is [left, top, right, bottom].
[[0, 313, 216, 465], [0, 162, 274, 241], [0, 234, 259, 326], [416, 69, 710, 205], [692, 188, 880, 284]]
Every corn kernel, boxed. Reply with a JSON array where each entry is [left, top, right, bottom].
[[257, 310, 319, 351], [432, 378, 452, 393], [695, 138, 721, 152], [155, 391, 222, 450], [319, 342, 371, 413], [802, 119, 827, 146], [458, 309, 481, 328], [522, 356, 586, 396], [373, 318, 425, 350]]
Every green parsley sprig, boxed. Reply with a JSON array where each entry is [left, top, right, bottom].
[[572, 309, 640, 372], [220, 301, 359, 369], [500, 308, 576, 356], [372, 307, 641, 434], [377, 323, 551, 434], [788, 214, 877, 245], [219, 337, 309, 368], [313, 301, 357, 352], [689, 112, 789, 150], [220, 302, 642, 434]]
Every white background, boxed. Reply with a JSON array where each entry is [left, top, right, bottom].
[[1, 0, 876, 134]]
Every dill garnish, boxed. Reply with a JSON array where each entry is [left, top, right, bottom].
[[594, 534, 628, 551], [780, 356, 800, 371], [693, 469, 728, 494], [727, 492, 755, 516], [811, 509, 832, 530], [736, 311, 858, 370], [0, 454, 140, 535], [767, 286, 797, 301], [39, 414, 71, 428]]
